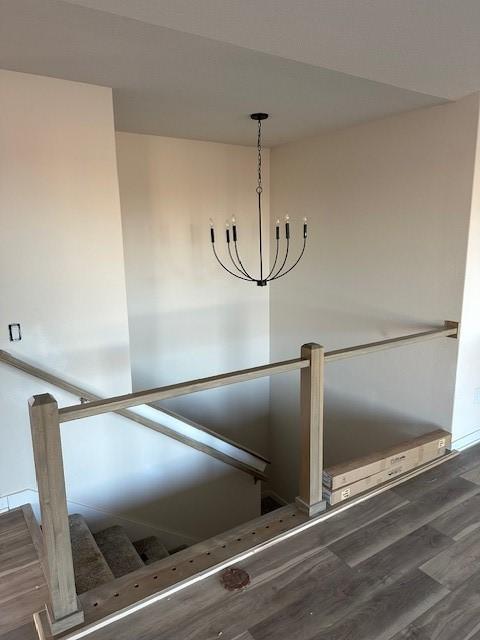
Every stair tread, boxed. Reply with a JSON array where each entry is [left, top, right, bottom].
[[133, 536, 169, 564], [68, 514, 114, 594], [94, 525, 144, 578]]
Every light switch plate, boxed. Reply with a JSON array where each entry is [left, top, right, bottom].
[[8, 323, 21, 341]]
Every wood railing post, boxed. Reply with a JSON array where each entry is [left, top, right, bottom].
[[29, 394, 84, 634], [296, 343, 327, 517]]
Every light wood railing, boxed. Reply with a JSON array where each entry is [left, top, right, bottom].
[[26, 321, 458, 634], [57, 358, 309, 422], [0, 350, 268, 480]]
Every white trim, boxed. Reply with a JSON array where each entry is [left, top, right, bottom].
[[453, 427, 480, 451]]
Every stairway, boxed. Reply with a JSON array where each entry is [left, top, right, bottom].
[[68, 514, 172, 594]]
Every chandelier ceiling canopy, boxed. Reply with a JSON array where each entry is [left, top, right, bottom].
[[209, 113, 307, 286]]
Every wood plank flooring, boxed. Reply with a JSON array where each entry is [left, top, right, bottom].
[[70, 443, 480, 640], [0, 505, 48, 640], [3, 444, 480, 640]]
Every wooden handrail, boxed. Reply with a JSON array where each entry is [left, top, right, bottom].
[[325, 323, 458, 363], [57, 322, 458, 423], [0, 350, 268, 480], [0, 349, 97, 401], [59, 358, 309, 423]]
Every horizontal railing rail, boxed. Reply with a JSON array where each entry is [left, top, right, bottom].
[[325, 323, 458, 362], [59, 358, 309, 423], [0, 349, 268, 479], [58, 322, 458, 424]]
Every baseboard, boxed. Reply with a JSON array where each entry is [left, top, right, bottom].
[[452, 427, 480, 451], [0, 495, 8, 513], [3, 488, 198, 550]]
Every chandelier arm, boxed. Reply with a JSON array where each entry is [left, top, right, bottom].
[[258, 191, 264, 283], [233, 241, 254, 279], [269, 238, 290, 280], [212, 244, 255, 281], [265, 237, 280, 280], [227, 242, 252, 278], [270, 238, 307, 281]]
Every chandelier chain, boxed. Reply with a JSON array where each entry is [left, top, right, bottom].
[[256, 120, 263, 195]]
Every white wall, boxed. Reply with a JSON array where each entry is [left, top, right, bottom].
[[0, 71, 260, 542], [0, 69, 132, 494], [452, 101, 480, 449], [116, 132, 270, 456], [269, 95, 480, 501]]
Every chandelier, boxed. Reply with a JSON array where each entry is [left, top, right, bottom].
[[209, 113, 308, 286]]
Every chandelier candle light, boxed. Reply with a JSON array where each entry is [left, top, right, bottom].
[[209, 113, 308, 286]]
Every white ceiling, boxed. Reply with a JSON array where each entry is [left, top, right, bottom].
[[62, 0, 480, 100], [2, 0, 479, 146]]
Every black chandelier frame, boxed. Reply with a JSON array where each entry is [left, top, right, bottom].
[[209, 113, 307, 286]]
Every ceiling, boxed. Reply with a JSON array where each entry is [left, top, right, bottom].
[[1, 0, 479, 146], [62, 0, 480, 100]]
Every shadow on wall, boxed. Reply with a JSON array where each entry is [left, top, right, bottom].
[[23, 341, 133, 398], [11, 464, 260, 550], [63, 449, 260, 542], [104, 468, 259, 542], [128, 305, 270, 456], [59, 402, 261, 542], [268, 371, 447, 503], [159, 384, 270, 458], [269, 287, 446, 363], [130, 304, 267, 384], [323, 394, 443, 468]]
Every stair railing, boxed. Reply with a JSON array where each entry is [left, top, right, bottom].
[[26, 321, 458, 634], [0, 349, 269, 480]]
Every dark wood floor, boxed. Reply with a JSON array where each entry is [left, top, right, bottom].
[[0, 505, 48, 640], [86, 443, 480, 640], [3, 444, 480, 640]]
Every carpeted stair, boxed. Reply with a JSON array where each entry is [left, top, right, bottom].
[[133, 535, 169, 564], [68, 514, 114, 594], [68, 514, 174, 594], [94, 525, 144, 577]]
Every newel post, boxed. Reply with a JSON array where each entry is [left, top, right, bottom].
[[29, 394, 84, 634], [296, 343, 327, 517]]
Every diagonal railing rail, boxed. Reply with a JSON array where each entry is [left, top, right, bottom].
[[0, 349, 268, 480]]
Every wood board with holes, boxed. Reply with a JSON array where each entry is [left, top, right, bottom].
[[322, 429, 451, 497]]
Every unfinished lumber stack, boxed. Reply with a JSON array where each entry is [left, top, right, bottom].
[[323, 429, 451, 505]]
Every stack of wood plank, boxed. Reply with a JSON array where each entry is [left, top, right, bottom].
[[322, 428, 451, 505]]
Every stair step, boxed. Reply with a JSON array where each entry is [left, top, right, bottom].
[[68, 514, 114, 594], [133, 536, 169, 564], [169, 544, 189, 554], [261, 494, 284, 515], [94, 525, 144, 578]]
